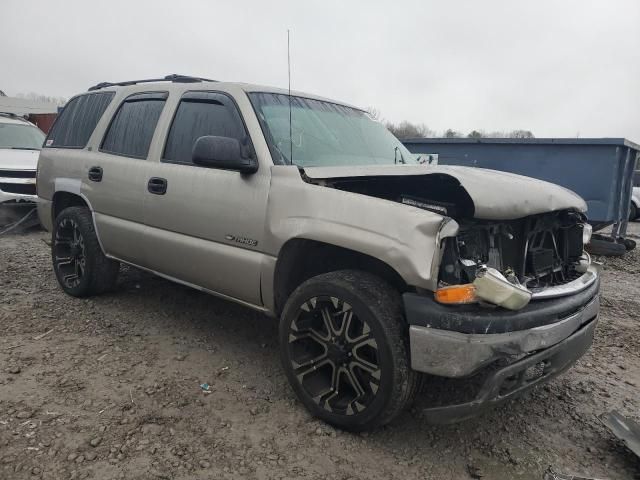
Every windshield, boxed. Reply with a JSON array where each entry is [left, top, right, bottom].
[[0, 123, 46, 150], [249, 92, 415, 167]]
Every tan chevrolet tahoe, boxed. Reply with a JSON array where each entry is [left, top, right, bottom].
[[37, 74, 600, 430]]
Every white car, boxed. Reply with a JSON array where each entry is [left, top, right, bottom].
[[631, 186, 639, 221], [0, 113, 45, 205]]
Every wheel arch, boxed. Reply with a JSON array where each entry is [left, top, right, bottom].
[[51, 191, 108, 255], [52, 191, 90, 221], [272, 238, 410, 318]]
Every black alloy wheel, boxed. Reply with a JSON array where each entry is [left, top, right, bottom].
[[52, 207, 119, 297], [280, 270, 420, 431], [53, 217, 87, 289], [287, 295, 381, 416]]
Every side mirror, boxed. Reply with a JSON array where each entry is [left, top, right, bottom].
[[192, 136, 258, 173]]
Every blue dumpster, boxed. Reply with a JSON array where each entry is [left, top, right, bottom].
[[402, 138, 639, 242]]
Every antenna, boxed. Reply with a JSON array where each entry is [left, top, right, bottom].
[[287, 29, 293, 165]]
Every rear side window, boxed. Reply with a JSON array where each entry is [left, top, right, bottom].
[[45, 92, 114, 148], [101, 92, 167, 159], [163, 92, 245, 164]]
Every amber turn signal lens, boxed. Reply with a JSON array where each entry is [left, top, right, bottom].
[[434, 284, 477, 304]]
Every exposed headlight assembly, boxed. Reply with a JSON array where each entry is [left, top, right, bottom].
[[435, 265, 532, 310]]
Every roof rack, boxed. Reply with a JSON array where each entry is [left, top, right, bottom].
[[88, 74, 216, 92]]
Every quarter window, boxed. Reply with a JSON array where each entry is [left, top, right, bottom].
[[163, 92, 246, 164], [45, 92, 114, 148], [101, 92, 167, 159]]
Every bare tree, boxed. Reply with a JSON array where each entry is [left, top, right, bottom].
[[478, 130, 536, 138], [508, 129, 535, 139], [15, 92, 67, 106], [386, 121, 435, 139], [444, 129, 462, 138], [367, 113, 535, 140]]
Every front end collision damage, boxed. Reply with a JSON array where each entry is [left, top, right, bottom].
[[421, 315, 598, 423], [264, 165, 599, 420], [407, 268, 600, 377], [297, 163, 592, 306], [301, 164, 587, 220], [263, 166, 461, 312], [405, 265, 600, 422]]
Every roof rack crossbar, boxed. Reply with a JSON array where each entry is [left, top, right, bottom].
[[88, 74, 216, 91]]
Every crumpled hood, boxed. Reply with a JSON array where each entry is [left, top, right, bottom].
[[302, 164, 587, 220], [0, 149, 40, 171]]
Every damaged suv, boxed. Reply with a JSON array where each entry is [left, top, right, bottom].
[[37, 75, 599, 430]]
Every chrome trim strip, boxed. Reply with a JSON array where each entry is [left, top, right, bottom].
[[0, 192, 37, 200], [0, 177, 36, 184], [530, 266, 599, 300]]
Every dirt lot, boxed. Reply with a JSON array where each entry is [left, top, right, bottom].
[[1, 224, 639, 480]]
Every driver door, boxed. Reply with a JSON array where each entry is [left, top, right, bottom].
[[142, 91, 270, 306]]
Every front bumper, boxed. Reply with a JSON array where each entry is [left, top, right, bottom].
[[421, 316, 597, 423], [0, 190, 37, 204], [403, 268, 600, 421]]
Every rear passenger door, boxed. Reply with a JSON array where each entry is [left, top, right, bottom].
[[86, 92, 167, 265], [143, 91, 270, 306]]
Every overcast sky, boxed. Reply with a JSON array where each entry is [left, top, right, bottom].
[[2, 0, 639, 140]]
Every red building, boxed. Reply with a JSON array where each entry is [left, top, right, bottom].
[[0, 94, 60, 133]]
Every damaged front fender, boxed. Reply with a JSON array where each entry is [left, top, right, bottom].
[[263, 166, 459, 294]]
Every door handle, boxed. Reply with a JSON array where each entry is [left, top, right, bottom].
[[88, 166, 103, 182], [147, 177, 168, 195]]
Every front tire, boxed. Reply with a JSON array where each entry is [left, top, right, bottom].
[[279, 270, 419, 431], [52, 206, 119, 297]]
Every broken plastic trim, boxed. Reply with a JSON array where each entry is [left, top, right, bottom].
[[473, 266, 532, 310], [530, 264, 599, 300], [601, 411, 640, 459]]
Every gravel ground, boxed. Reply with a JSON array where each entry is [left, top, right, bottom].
[[1, 223, 639, 480]]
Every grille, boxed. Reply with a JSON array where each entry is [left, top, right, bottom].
[[440, 211, 586, 289], [521, 215, 584, 288], [0, 183, 36, 195], [0, 169, 36, 179]]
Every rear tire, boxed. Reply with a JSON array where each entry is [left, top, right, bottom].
[[52, 206, 119, 297], [279, 270, 419, 431], [586, 237, 626, 257]]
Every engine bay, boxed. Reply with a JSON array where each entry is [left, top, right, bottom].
[[438, 211, 587, 291], [304, 169, 589, 298]]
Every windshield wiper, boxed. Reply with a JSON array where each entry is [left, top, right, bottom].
[[10, 147, 40, 150], [394, 146, 406, 165]]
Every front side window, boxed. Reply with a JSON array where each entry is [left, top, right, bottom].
[[163, 92, 246, 165], [248, 92, 415, 167], [101, 92, 167, 159], [45, 92, 114, 148], [0, 123, 46, 150]]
